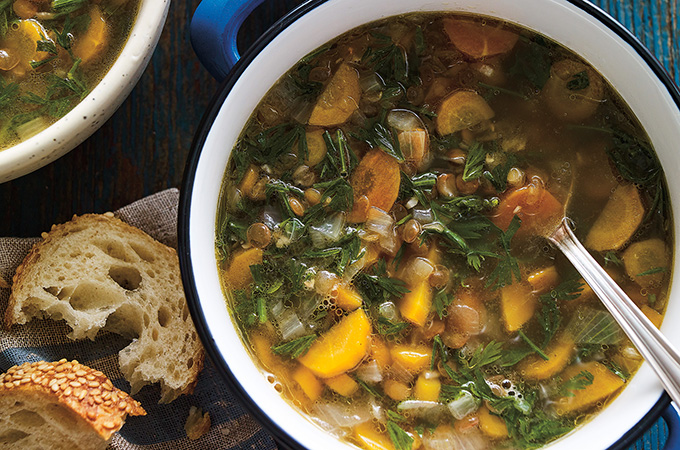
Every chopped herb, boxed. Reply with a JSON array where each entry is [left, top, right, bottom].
[[433, 289, 453, 319], [430, 335, 449, 370], [560, 370, 594, 397], [356, 378, 383, 398], [498, 346, 534, 367], [484, 152, 518, 192], [359, 122, 405, 162], [51, 0, 89, 14], [463, 340, 503, 370], [271, 335, 318, 359], [355, 259, 410, 304], [509, 35, 553, 89], [608, 128, 661, 187], [485, 215, 521, 289], [566, 70, 590, 90], [604, 251, 623, 266], [605, 360, 628, 381], [462, 142, 486, 181], [377, 317, 410, 336], [0, 77, 19, 110], [387, 419, 414, 450], [518, 330, 549, 360], [636, 267, 667, 276]]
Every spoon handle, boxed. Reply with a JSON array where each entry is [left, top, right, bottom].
[[549, 218, 680, 405]]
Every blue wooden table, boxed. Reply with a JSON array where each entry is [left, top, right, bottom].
[[0, 0, 676, 448]]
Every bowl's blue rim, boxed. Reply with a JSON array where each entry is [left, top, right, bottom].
[[179, 1, 680, 449]]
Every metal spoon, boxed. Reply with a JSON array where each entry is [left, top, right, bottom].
[[547, 217, 680, 405]]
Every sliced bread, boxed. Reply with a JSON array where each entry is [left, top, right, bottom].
[[4, 213, 204, 402], [0, 359, 145, 450]]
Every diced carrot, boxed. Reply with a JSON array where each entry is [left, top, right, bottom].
[[390, 343, 432, 374], [519, 334, 574, 380], [399, 280, 432, 327], [527, 266, 560, 295], [442, 18, 519, 60], [353, 422, 396, 450], [435, 90, 495, 135], [298, 308, 372, 378], [414, 372, 441, 402], [641, 305, 663, 329], [477, 405, 509, 439], [250, 330, 283, 371], [585, 184, 644, 251], [73, 6, 110, 64], [1, 19, 52, 76], [491, 184, 563, 238], [398, 129, 429, 170], [500, 282, 537, 332], [554, 361, 624, 415], [239, 165, 261, 200], [308, 63, 361, 126], [223, 247, 263, 290], [622, 238, 669, 289], [304, 128, 327, 166], [370, 335, 392, 370], [347, 149, 401, 223], [542, 60, 604, 123], [324, 373, 359, 397], [383, 378, 411, 401], [335, 284, 363, 311], [292, 364, 324, 402]]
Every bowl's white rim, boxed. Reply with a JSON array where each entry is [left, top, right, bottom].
[[181, 0, 680, 449], [0, 0, 171, 183]]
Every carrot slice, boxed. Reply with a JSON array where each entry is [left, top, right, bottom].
[[491, 184, 563, 238], [298, 308, 371, 378], [500, 282, 537, 332], [308, 63, 361, 127], [347, 149, 401, 223], [622, 238, 669, 289], [477, 405, 509, 439], [519, 334, 574, 380], [554, 361, 624, 415], [399, 280, 431, 327], [443, 18, 519, 60], [436, 90, 495, 136], [73, 6, 110, 64], [223, 247, 263, 290], [584, 183, 644, 251], [542, 60, 604, 123]]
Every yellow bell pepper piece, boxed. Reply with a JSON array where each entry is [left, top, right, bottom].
[[478, 405, 508, 439], [389, 344, 432, 374], [414, 372, 441, 402]]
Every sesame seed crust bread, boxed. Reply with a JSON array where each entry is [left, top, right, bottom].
[[4, 213, 204, 403], [0, 359, 145, 450]]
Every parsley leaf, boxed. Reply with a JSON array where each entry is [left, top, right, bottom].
[[433, 289, 453, 320], [559, 370, 594, 397], [485, 215, 521, 289], [271, 335, 317, 359], [566, 70, 590, 90], [462, 142, 486, 181], [387, 419, 414, 450]]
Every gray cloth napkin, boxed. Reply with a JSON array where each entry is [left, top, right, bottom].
[[0, 188, 276, 450]]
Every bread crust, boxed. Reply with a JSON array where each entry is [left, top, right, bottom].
[[5, 213, 205, 402], [0, 359, 145, 448]]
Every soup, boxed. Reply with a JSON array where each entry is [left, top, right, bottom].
[[216, 12, 672, 450], [0, 0, 139, 149]]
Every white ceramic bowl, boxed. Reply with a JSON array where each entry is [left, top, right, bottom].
[[0, 0, 171, 183], [180, 0, 680, 448]]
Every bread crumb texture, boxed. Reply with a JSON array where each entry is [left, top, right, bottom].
[[185, 405, 211, 440], [0, 359, 145, 450], [5, 214, 205, 402]]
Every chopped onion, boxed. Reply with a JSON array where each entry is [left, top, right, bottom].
[[447, 390, 479, 420], [15, 116, 47, 141], [400, 257, 434, 287], [379, 227, 400, 256], [405, 197, 418, 209], [311, 402, 371, 429], [263, 204, 281, 230], [359, 72, 384, 98], [378, 301, 399, 322], [365, 207, 394, 237], [277, 310, 306, 341], [356, 360, 383, 383], [397, 400, 448, 422], [567, 307, 624, 345], [412, 208, 434, 224], [310, 212, 346, 246], [422, 222, 445, 233], [315, 270, 339, 296], [387, 108, 424, 131], [299, 295, 324, 321], [423, 427, 488, 450], [369, 397, 385, 422]]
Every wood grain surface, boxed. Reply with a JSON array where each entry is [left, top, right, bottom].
[[0, 1, 676, 447]]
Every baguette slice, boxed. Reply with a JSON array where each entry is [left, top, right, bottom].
[[4, 213, 204, 402], [0, 359, 145, 450]]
